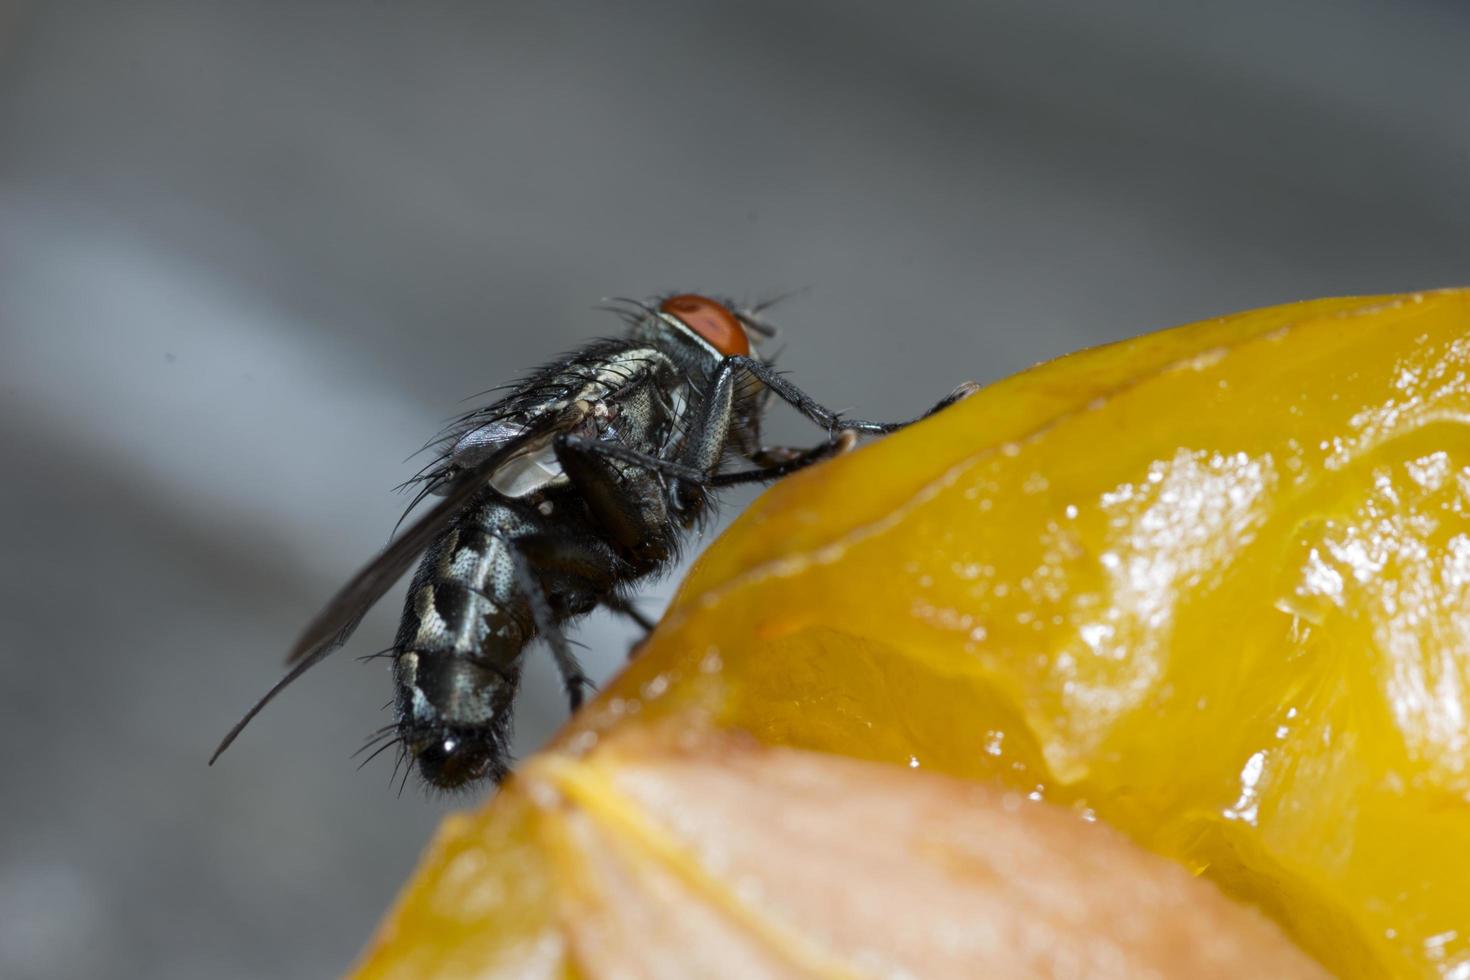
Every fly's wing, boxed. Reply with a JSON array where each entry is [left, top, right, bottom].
[[283, 467, 499, 669], [208, 435, 547, 766]]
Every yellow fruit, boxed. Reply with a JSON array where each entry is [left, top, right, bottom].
[[356, 290, 1470, 978], [355, 729, 1326, 978]]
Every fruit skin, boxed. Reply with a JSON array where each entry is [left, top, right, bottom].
[[354, 730, 1328, 979], [360, 290, 1470, 978]]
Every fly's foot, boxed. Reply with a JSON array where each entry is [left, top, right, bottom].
[[951, 380, 982, 401], [564, 672, 595, 712], [626, 633, 651, 661], [924, 381, 981, 419]]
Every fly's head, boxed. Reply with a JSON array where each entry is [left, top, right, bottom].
[[631, 293, 778, 454], [624, 293, 773, 369]]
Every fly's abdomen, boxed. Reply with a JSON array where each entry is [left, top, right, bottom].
[[392, 505, 537, 786]]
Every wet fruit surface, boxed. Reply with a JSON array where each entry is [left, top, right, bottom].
[[356, 290, 1470, 979]]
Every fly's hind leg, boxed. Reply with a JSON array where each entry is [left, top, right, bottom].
[[603, 593, 657, 633], [507, 547, 593, 712], [554, 434, 684, 659], [514, 530, 656, 657], [603, 593, 658, 660]]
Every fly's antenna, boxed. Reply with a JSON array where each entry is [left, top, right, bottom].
[[748, 286, 809, 315], [596, 296, 658, 329], [738, 287, 809, 341], [735, 310, 779, 340]]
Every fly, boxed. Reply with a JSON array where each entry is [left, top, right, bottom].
[[210, 293, 975, 791]]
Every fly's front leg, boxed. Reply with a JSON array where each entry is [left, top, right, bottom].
[[923, 381, 983, 417], [677, 358, 740, 473], [729, 356, 979, 436]]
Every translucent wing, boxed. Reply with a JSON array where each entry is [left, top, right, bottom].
[[209, 441, 538, 766]]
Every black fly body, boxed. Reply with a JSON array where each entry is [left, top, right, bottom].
[[210, 293, 975, 791]]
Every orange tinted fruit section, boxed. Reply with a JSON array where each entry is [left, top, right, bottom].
[[355, 729, 1327, 978], [355, 290, 1470, 979]]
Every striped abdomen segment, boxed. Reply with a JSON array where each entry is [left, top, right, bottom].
[[393, 504, 537, 759]]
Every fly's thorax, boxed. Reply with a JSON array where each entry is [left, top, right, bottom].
[[449, 343, 687, 501]]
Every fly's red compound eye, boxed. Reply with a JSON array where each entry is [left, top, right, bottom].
[[660, 294, 750, 357]]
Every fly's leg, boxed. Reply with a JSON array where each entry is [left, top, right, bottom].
[[558, 359, 739, 518], [729, 357, 979, 435], [514, 530, 622, 599], [554, 435, 676, 566], [604, 593, 657, 632], [677, 358, 741, 473], [923, 381, 983, 417], [711, 431, 858, 487], [560, 423, 856, 490], [507, 546, 592, 712], [516, 524, 657, 663], [750, 445, 821, 467], [559, 360, 972, 512], [553, 435, 679, 658], [603, 594, 658, 660], [565, 359, 976, 490], [558, 438, 707, 484]]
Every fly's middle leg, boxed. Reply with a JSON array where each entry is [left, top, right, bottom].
[[559, 423, 858, 495], [554, 433, 678, 565]]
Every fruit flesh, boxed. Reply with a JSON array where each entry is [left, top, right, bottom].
[[358, 290, 1470, 979], [355, 731, 1327, 979]]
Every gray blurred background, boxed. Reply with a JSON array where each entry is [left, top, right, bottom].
[[1, 1, 1467, 977]]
